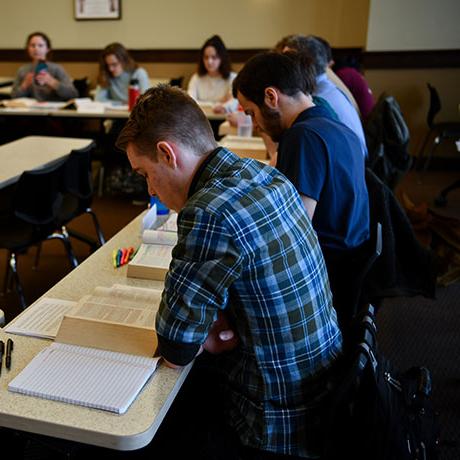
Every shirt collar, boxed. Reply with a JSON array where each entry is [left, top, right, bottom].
[[187, 147, 236, 198]]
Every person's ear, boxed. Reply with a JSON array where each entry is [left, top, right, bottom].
[[264, 87, 279, 110], [156, 141, 178, 169]]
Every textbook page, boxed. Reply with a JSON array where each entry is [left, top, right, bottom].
[[157, 212, 178, 233], [73, 285, 163, 328], [8, 342, 160, 414], [127, 243, 173, 281], [4, 298, 78, 339], [142, 229, 178, 245]]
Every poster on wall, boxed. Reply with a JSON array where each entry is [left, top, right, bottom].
[[74, 0, 121, 20]]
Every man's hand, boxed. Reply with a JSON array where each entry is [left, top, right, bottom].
[[203, 311, 239, 354]]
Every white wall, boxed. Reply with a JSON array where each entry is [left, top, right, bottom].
[[367, 0, 460, 51]]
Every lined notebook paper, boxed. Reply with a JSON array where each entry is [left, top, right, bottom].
[[8, 342, 160, 414]]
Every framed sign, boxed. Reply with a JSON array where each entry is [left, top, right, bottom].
[[75, 0, 121, 20]]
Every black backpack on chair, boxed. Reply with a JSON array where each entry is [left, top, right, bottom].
[[321, 305, 440, 460], [365, 93, 412, 190]]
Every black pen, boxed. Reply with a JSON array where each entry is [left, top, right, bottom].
[[6, 338, 13, 370], [0, 340, 4, 376]]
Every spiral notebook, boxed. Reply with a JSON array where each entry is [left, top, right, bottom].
[[8, 342, 159, 414]]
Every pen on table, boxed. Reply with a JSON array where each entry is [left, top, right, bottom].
[[6, 338, 13, 370], [0, 340, 4, 376], [112, 249, 118, 269]]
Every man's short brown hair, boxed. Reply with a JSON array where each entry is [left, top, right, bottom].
[[116, 85, 217, 158]]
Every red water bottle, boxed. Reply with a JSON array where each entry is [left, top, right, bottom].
[[128, 78, 140, 111]]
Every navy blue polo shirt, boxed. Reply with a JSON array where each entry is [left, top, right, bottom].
[[277, 105, 369, 250]]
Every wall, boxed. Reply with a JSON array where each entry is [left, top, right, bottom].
[[367, 0, 460, 51], [0, 0, 369, 49], [365, 0, 460, 155]]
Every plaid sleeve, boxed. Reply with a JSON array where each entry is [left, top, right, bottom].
[[155, 206, 243, 352]]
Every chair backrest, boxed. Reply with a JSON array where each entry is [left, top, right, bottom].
[[73, 77, 90, 98], [426, 83, 441, 128], [169, 76, 184, 88], [14, 158, 67, 226], [61, 142, 96, 201]]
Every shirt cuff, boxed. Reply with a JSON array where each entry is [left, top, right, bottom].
[[157, 335, 201, 366]]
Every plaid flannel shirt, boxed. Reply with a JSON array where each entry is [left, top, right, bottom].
[[156, 147, 342, 457]]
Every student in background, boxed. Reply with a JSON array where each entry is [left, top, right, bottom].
[[11, 31, 78, 101], [95, 42, 150, 104], [277, 34, 368, 157], [234, 51, 370, 332], [333, 54, 375, 119], [116, 85, 342, 459], [308, 35, 361, 115], [187, 35, 238, 114]]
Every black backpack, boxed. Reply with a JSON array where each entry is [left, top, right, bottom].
[[365, 93, 412, 190], [321, 305, 440, 460]]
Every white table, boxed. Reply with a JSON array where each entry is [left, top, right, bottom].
[[0, 136, 94, 188], [0, 212, 191, 450]]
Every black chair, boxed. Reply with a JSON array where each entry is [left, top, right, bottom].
[[72, 77, 90, 98], [0, 160, 79, 309], [57, 143, 106, 251], [322, 220, 382, 338], [418, 83, 460, 173], [169, 76, 184, 88]]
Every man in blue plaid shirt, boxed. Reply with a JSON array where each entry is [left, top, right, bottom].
[[117, 86, 342, 459]]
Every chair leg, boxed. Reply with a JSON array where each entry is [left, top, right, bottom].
[[2, 251, 12, 295], [97, 165, 105, 198], [33, 242, 42, 270], [421, 135, 441, 172], [434, 179, 460, 207], [87, 208, 106, 245], [416, 130, 434, 171], [47, 228, 79, 269], [9, 253, 27, 309]]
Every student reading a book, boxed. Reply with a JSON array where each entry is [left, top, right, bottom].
[[187, 35, 238, 114], [95, 42, 150, 105], [11, 31, 78, 101], [116, 86, 342, 460]]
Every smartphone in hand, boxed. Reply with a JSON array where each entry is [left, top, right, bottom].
[[34, 60, 48, 84]]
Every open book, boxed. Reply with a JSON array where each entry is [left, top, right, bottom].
[[4, 284, 161, 339], [0, 98, 67, 110], [127, 227, 178, 281], [8, 284, 161, 414]]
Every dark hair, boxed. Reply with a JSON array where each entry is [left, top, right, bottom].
[[232, 51, 316, 106], [26, 31, 51, 49], [274, 34, 328, 77], [197, 35, 232, 79], [98, 42, 138, 87], [116, 85, 217, 157], [312, 35, 333, 64], [26, 32, 52, 59]]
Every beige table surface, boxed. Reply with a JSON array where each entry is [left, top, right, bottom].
[[0, 136, 94, 188], [220, 134, 268, 160], [0, 212, 191, 450]]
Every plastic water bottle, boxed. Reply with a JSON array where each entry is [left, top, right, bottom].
[[149, 196, 169, 215], [237, 111, 253, 137], [128, 78, 140, 111]]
